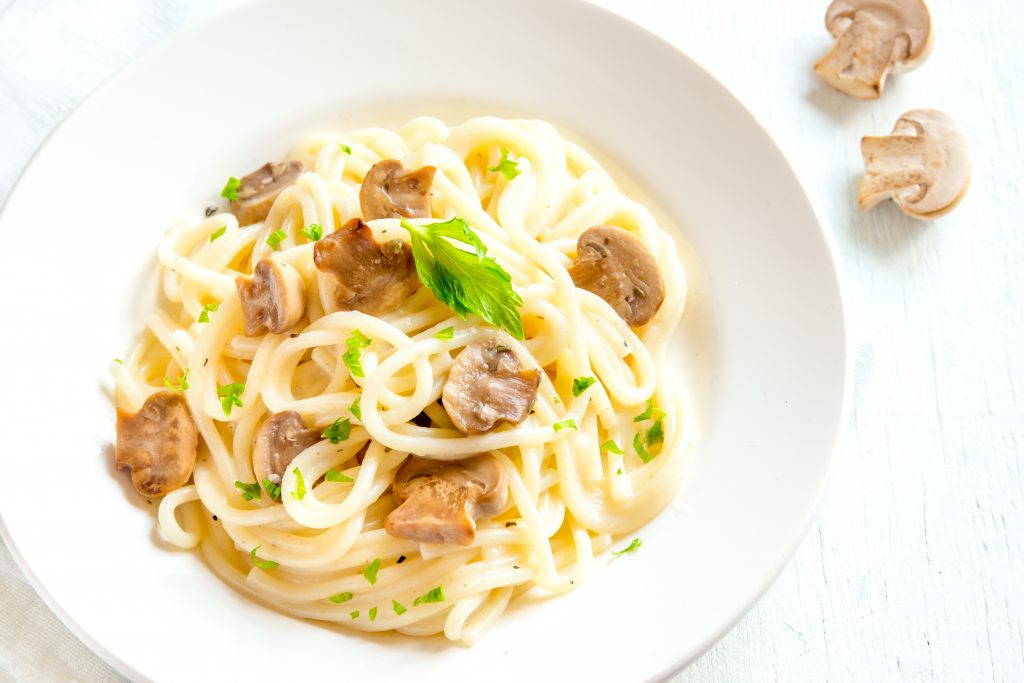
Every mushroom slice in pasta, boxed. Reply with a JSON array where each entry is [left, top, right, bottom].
[[385, 454, 507, 545], [359, 159, 436, 220], [115, 391, 199, 497], [313, 217, 420, 315], [252, 411, 321, 491], [441, 340, 541, 435], [568, 225, 665, 327], [236, 258, 307, 337], [230, 160, 305, 226]]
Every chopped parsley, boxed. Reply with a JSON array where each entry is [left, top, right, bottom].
[[645, 418, 665, 447], [338, 142, 352, 154], [266, 229, 287, 250], [220, 176, 241, 201], [209, 225, 227, 242], [363, 557, 382, 585], [249, 546, 278, 569], [413, 586, 445, 606], [113, 358, 124, 365], [400, 217, 524, 339], [163, 367, 189, 392], [434, 326, 454, 339], [616, 468, 623, 475], [369, 606, 378, 621], [392, 600, 407, 615], [601, 439, 624, 455], [633, 432, 653, 463], [571, 376, 597, 397], [302, 223, 323, 241], [553, 419, 577, 433], [325, 468, 353, 483], [488, 148, 521, 180], [262, 478, 281, 500], [234, 480, 261, 501], [329, 592, 353, 603], [349, 610, 359, 619], [322, 418, 351, 444], [217, 383, 245, 416], [343, 330, 372, 378], [350, 396, 362, 421], [633, 399, 665, 422], [198, 302, 219, 323], [611, 538, 642, 556], [291, 467, 307, 500]]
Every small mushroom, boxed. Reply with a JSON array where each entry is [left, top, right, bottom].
[[359, 159, 436, 220], [313, 217, 420, 315], [115, 391, 199, 497], [252, 411, 321, 488], [236, 258, 307, 336], [230, 160, 305, 225], [859, 109, 972, 219], [814, 0, 933, 99], [568, 225, 665, 326], [441, 340, 541, 435], [385, 454, 507, 545]]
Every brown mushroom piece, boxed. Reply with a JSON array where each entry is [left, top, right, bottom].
[[252, 411, 321, 488], [359, 159, 436, 220], [115, 391, 199, 497], [313, 217, 420, 315], [568, 225, 665, 326], [441, 340, 541, 435], [236, 257, 307, 336], [230, 160, 305, 225], [385, 454, 507, 545]]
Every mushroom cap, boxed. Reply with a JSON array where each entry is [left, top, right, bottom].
[[230, 160, 305, 225], [814, 0, 932, 99], [252, 411, 321, 487], [859, 109, 972, 219], [313, 217, 421, 315], [441, 340, 541, 435], [236, 258, 307, 337], [568, 225, 666, 326], [385, 454, 507, 545], [115, 391, 199, 497], [359, 159, 436, 220]]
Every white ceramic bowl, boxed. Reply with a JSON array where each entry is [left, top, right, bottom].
[[0, 0, 849, 681]]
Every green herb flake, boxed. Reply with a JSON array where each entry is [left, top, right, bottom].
[[350, 396, 362, 421], [487, 148, 521, 180], [400, 218, 524, 339], [363, 557, 382, 585], [369, 606, 378, 621], [601, 439, 624, 455], [220, 176, 241, 201], [302, 223, 323, 241], [329, 592, 353, 604], [217, 382, 245, 416], [325, 468, 354, 483], [262, 478, 281, 500], [266, 229, 288, 250], [434, 326, 454, 339], [234, 480, 261, 501], [633, 432, 653, 463], [322, 418, 351, 444], [392, 600, 407, 615], [291, 467, 307, 500], [210, 225, 227, 242], [645, 418, 665, 447], [413, 586, 445, 606], [571, 376, 597, 397], [338, 142, 352, 154], [198, 302, 219, 323], [617, 468, 623, 475], [113, 358, 124, 365], [249, 545, 278, 569], [633, 399, 665, 423], [343, 330, 372, 378], [163, 367, 189, 392], [611, 538, 642, 556], [349, 610, 360, 619], [553, 419, 577, 433]]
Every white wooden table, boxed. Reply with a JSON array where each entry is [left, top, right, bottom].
[[1, 1, 1021, 680]]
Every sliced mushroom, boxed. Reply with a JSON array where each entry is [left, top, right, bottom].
[[236, 257, 307, 336], [252, 411, 321, 488], [115, 391, 199, 497], [568, 225, 665, 326], [313, 217, 420, 315], [385, 454, 507, 545], [359, 159, 436, 220], [230, 160, 305, 225], [441, 340, 540, 435], [814, 0, 932, 99], [859, 109, 972, 219]]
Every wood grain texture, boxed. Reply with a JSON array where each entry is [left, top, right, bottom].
[[0, 0, 1021, 681]]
